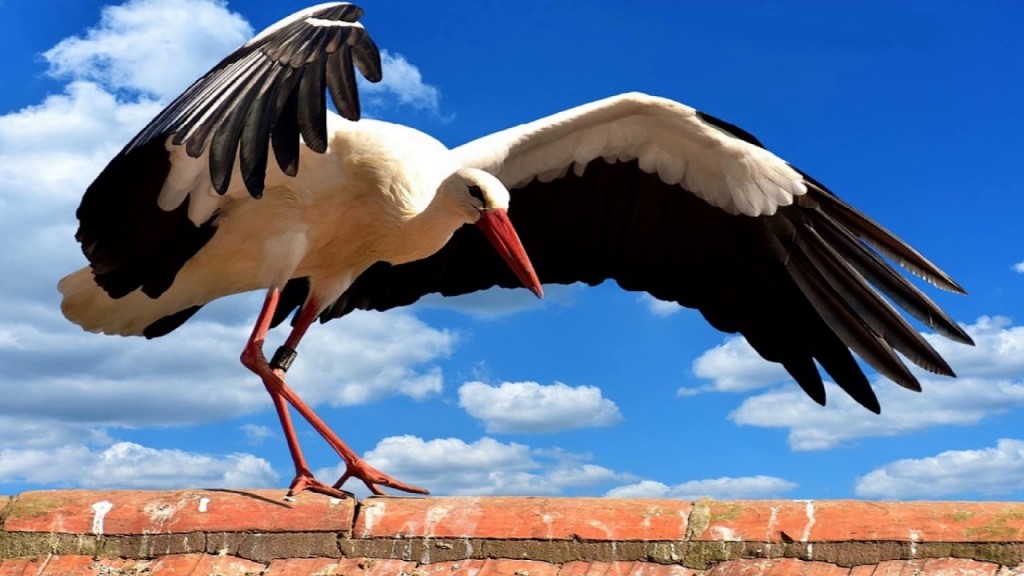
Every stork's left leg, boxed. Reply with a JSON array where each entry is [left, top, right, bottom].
[[243, 291, 428, 496], [241, 288, 346, 498]]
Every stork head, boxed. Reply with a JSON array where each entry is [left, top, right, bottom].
[[444, 168, 543, 298]]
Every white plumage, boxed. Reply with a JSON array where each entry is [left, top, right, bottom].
[[458, 93, 807, 216], [59, 2, 972, 497]]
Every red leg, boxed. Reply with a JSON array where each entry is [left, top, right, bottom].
[[241, 289, 347, 498], [241, 289, 428, 497]]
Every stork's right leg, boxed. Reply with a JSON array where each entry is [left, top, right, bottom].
[[240, 288, 427, 497], [240, 288, 346, 498]]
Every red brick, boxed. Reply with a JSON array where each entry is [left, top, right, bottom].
[[872, 559, 930, 576], [354, 497, 692, 540], [0, 558, 40, 576], [138, 554, 203, 575], [189, 553, 267, 575], [474, 558, 561, 576], [361, 558, 420, 575], [868, 559, 999, 576], [691, 500, 818, 544], [599, 561, 700, 575], [34, 555, 94, 575], [445, 559, 489, 576], [4, 489, 354, 535], [265, 558, 416, 575], [265, 557, 346, 575], [96, 558, 158, 573], [921, 558, 1000, 575], [807, 502, 1024, 543], [707, 559, 850, 576], [686, 501, 1024, 544], [555, 561, 596, 576]]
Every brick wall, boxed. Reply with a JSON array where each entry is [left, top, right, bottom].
[[2, 490, 1022, 575]]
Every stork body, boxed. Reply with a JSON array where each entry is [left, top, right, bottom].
[[60, 3, 972, 497], [62, 118, 476, 337]]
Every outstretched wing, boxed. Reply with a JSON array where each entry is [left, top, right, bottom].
[[301, 93, 972, 413], [75, 2, 381, 299]]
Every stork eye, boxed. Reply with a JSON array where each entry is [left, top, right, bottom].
[[467, 185, 485, 204]]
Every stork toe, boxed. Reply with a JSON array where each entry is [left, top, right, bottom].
[[333, 458, 429, 496], [287, 471, 351, 500]]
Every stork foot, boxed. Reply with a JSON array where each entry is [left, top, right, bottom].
[[287, 470, 351, 499], [334, 457, 429, 496]]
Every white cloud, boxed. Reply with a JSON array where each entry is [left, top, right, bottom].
[[0, 445, 97, 485], [924, 316, 1024, 379], [0, 415, 112, 451], [639, 294, 682, 317], [0, 307, 453, 431], [0, 82, 161, 201], [288, 310, 454, 406], [316, 435, 632, 497], [44, 0, 252, 100], [856, 439, 1024, 499], [361, 50, 442, 115], [605, 476, 797, 500], [684, 335, 790, 395], [417, 285, 577, 319], [729, 317, 1024, 450], [732, 378, 1024, 451], [0, 441, 278, 490], [1014, 261, 1024, 273], [240, 424, 274, 445], [458, 381, 622, 434]]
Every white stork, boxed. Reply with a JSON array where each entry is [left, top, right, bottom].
[[59, 2, 973, 497]]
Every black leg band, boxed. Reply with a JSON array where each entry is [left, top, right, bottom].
[[270, 345, 298, 372]]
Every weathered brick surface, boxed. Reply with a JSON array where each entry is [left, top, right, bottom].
[[355, 496, 692, 540], [688, 501, 1024, 545], [0, 557, 36, 576], [3, 489, 353, 535], [808, 502, 1024, 543], [872, 558, 1002, 576], [706, 558, 851, 576], [558, 560, 699, 575], [0, 556, 1021, 575], [997, 564, 1024, 576], [4, 492, 1024, 574], [263, 557, 347, 575]]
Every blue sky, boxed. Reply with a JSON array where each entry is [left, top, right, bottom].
[[2, 0, 1023, 500]]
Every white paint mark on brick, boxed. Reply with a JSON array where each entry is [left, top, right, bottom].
[[144, 501, 179, 525], [361, 500, 386, 536], [765, 506, 778, 554], [329, 497, 342, 505], [91, 501, 113, 535], [909, 529, 920, 557], [425, 505, 452, 535], [198, 497, 210, 513], [587, 519, 613, 539], [799, 500, 816, 560], [800, 500, 816, 541], [711, 526, 741, 541]]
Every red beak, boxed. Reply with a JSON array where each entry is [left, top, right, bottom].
[[475, 209, 544, 298]]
